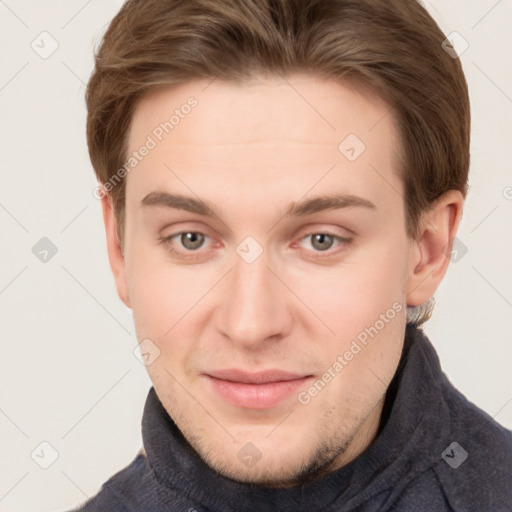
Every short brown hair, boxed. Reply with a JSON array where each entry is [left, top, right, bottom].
[[86, 0, 470, 326]]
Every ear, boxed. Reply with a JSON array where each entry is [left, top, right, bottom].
[[100, 191, 131, 309], [406, 190, 465, 307]]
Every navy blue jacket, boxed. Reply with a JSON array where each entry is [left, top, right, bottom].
[[73, 323, 512, 511]]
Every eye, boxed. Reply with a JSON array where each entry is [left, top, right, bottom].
[[158, 230, 353, 260], [159, 231, 210, 257], [298, 232, 352, 257]]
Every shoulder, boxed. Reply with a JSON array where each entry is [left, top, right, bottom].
[[389, 382, 512, 511], [71, 449, 200, 512], [71, 450, 160, 511], [432, 374, 512, 511]]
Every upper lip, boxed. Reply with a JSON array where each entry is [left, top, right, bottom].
[[206, 369, 311, 384]]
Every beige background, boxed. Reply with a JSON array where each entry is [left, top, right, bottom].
[[1, 1, 511, 510]]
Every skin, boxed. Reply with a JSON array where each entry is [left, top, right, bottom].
[[101, 73, 464, 487]]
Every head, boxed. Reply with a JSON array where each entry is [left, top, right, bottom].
[[86, 0, 469, 486]]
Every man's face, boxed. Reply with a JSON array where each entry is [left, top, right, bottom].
[[119, 74, 414, 486]]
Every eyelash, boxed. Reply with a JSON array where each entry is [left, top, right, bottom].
[[158, 231, 353, 260]]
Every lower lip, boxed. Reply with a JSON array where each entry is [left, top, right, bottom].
[[206, 375, 313, 409]]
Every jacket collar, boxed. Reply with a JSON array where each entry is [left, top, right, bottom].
[[141, 323, 451, 512]]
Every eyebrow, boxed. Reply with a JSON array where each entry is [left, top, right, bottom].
[[140, 191, 376, 218]]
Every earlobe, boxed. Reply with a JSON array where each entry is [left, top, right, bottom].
[[100, 191, 131, 309], [406, 190, 464, 307]]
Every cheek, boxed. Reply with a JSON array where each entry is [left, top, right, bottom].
[[124, 242, 181, 337], [125, 242, 217, 366], [293, 245, 406, 331], [125, 219, 408, 346], [128, 266, 198, 381]]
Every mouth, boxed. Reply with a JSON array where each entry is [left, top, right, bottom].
[[204, 369, 314, 409]]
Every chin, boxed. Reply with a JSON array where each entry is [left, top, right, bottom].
[[192, 433, 347, 488]]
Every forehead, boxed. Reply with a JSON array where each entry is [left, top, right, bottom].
[[129, 73, 397, 146], [125, 74, 403, 217]]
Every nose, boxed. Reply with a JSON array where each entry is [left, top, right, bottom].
[[215, 245, 293, 351]]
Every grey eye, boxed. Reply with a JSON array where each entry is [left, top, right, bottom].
[[309, 234, 336, 251], [180, 232, 206, 250]]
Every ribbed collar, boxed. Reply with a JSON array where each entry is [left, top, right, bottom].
[[142, 323, 451, 512]]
